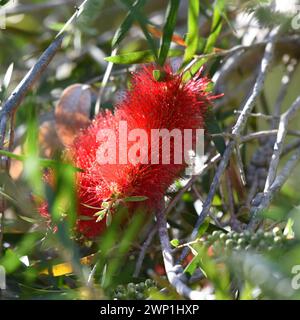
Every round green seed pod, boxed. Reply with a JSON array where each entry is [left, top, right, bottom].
[[136, 293, 145, 300], [212, 231, 222, 238], [225, 239, 234, 249], [250, 234, 261, 245], [145, 279, 154, 288], [116, 285, 126, 293], [115, 292, 125, 300], [243, 230, 251, 239], [219, 233, 227, 241], [237, 238, 246, 246], [206, 234, 213, 243], [138, 282, 146, 291], [258, 240, 267, 249], [264, 232, 273, 241], [232, 232, 240, 240], [256, 229, 264, 237]]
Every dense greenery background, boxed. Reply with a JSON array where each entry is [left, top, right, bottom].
[[1, 0, 300, 300]]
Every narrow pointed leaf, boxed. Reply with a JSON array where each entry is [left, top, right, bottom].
[[158, 0, 180, 66]]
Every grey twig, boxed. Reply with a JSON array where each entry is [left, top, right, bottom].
[[240, 130, 278, 143], [234, 110, 278, 120], [282, 139, 300, 156], [192, 185, 223, 228], [264, 95, 300, 191], [0, 114, 7, 151], [180, 27, 280, 261], [271, 57, 298, 129], [0, 0, 91, 256], [133, 225, 157, 278], [288, 130, 300, 138], [155, 206, 208, 300], [249, 147, 300, 228], [0, 0, 93, 149], [234, 144, 246, 185], [164, 154, 221, 217], [231, 28, 280, 136]]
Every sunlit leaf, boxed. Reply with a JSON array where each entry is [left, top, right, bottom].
[[183, 0, 200, 63], [112, 0, 147, 48], [105, 49, 182, 64], [158, 0, 180, 66]]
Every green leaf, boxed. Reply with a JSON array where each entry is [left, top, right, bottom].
[[183, 0, 225, 79], [105, 49, 182, 64], [158, 0, 180, 66], [50, 164, 77, 229], [184, 250, 201, 276], [205, 108, 226, 155], [3, 62, 14, 90], [284, 217, 294, 238], [101, 201, 110, 208], [170, 238, 180, 247], [0, 149, 82, 171], [197, 218, 210, 238], [112, 0, 147, 48], [203, 0, 224, 54], [0, 233, 40, 274], [23, 104, 43, 196], [0, 0, 10, 6], [77, 0, 105, 32], [123, 195, 148, 202], [19, 216, 39, 224], [103, 210, 145, 288], [152, 69, 166, 81], [95, 209, 108, 222], [120, 0, 157, 59], [183, 0, 200, 63]]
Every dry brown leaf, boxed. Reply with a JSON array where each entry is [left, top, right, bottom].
[[147, 24, 187, 47], [39, 119, 63, 158], [55, 84, 92, 147], [9, 145, 24, 180]]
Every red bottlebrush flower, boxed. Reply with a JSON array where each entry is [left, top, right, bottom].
[[40, 64, 219, 238]]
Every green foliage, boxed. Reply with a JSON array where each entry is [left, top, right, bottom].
[[158, 0, 180, 66], [77, 0, 106, 33], [112, 0, 147, 48], [120, 0, 158, 59], [0, 0, 10, 6], [183, 0, 200, 64], [183, 0, 225, 79], [105, 49, 182, 64], [1, 0, 300, 302]]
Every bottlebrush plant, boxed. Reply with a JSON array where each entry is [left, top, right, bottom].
[[39, 64, 219, 238]]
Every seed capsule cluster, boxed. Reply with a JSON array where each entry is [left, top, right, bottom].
[[202, 227, 290, 254], [112, 279, 157, 300]]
